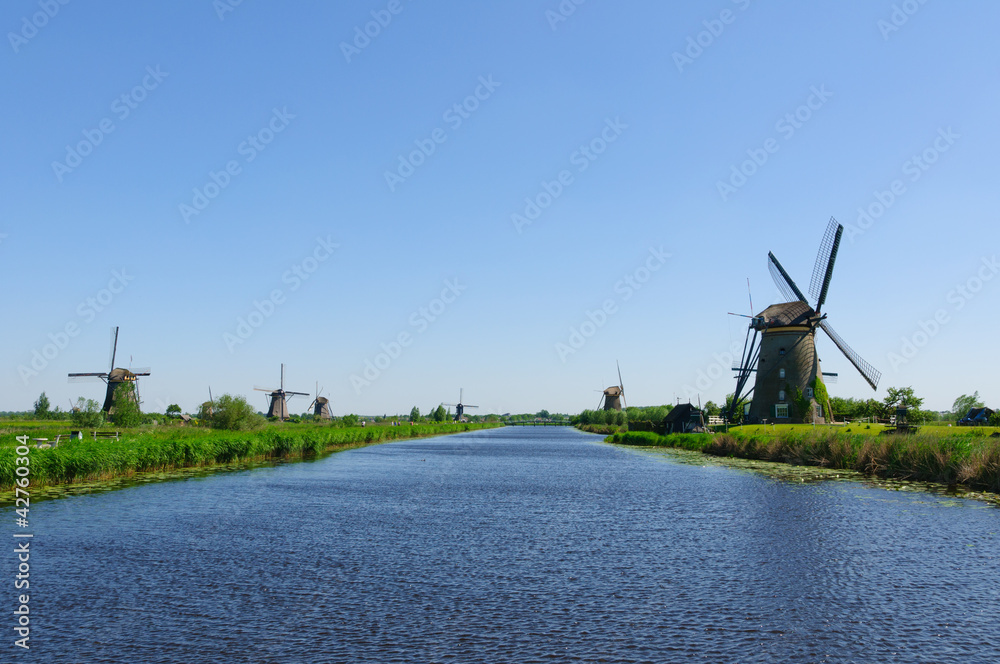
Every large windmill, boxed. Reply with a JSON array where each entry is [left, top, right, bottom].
[[598, 362, 626, 411], [254, 364, 309, 421], [309, 382, 331, 420], [728, 218, 881, 424], [68, 327, 151, 415], [442, 389, 478, 421]]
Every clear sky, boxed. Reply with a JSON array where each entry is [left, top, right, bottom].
[[3, 0, 998, 416]]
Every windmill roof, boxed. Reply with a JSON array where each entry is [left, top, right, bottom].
[[603, 386, 622, 396], [756, 301, 816, 328]]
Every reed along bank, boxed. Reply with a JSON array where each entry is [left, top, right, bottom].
[[0, 422, 501, 491], [604, 425, 1000, 494]]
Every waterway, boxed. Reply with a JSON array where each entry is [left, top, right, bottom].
[[4, 426, 998, 662]]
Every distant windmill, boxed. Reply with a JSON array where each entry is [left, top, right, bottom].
[[598, 362, 626, 411], [200, 387, 215, 418], [254, 364, 309, 420], [728, 218, 881, 424], [442, 389, 478, 421], [68, 326, 150, 415], [309, 382, 331, 420]]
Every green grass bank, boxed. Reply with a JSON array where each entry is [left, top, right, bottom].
[[604, 425, 1000, 494], [1, 422, 501, 491]]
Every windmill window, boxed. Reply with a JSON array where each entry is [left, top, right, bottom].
[[778, 390, 786, 401], [779, 348, 786, 356], [775, 404, 789, 418], [805, 388, 814, 399], [779, 369, 786, 379]]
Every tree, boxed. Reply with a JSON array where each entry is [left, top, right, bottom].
[[340, 413, 359, 427], [883, 386, 923, 411], [111, 383, 142, 428], [71, 398, 104, 428], [211, 394, 264, 431], [432, 405, 447, 422], [166, 404, 182, 416], [409, 406, 420, 422], [536, 410, 550, 419], [703, 401, 721, 416], [951, 392, 984, 420], [33, 392, 51, 419]]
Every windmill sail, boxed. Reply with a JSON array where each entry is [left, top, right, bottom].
[[819, 319, 881, 391], [809, 218, 843, 312], [767, 252, 808, 304]]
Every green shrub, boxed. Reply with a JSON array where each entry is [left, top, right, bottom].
[[210, 394, 265, 431]]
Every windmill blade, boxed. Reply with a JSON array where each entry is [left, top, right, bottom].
[[129, 367, 151, 376], [809, 218, 843, 312], [285, 391, 310, 397], [109, 326, 119, 371], [208, 387, 214, 404], [821, 372, 839, 384], [768, 252, 808, 304], [819, 319, 881, 391], [254, 386, 279, 392], [442, 403, 458, 408], [68, 373, 107, 383], [465, 404, 479, 409]]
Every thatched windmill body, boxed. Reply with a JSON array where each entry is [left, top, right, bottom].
[[442, 389, 477, 421], [598, 362, 626, 411], [255, 364, 308, 420], [309, 383, 331, 420], [68, 327, 150, 415], [729, 219, 881, 424]]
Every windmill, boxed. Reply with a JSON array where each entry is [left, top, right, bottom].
[[598, 362, 626, 411], [200, 387, 215, 419], [68, 326, 151, 415], [309, 382, 331, 420], [254, 364, 309, 420], [728, 218, 881, 424], [442, 389, 478, 421]]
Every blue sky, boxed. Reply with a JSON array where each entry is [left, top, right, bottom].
[[3, 0, 998, 416]]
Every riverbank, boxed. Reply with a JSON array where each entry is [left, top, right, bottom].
[[0, 422, 502, 494], [603, 425, 1000, 494]]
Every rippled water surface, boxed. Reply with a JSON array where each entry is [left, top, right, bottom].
[[7, 426, 1000, 663]]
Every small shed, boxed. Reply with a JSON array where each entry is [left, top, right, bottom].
[[662, 403, 706, 434]]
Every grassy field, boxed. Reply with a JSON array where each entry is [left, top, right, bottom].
[[607, 423, 1000, 494], [0, 421, 501, 492]]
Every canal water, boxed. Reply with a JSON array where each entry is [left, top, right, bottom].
[[6, 426, 999, 663]]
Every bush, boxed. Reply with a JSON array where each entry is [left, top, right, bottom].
[[71, 399, 104, 428], [210, 394, 265, 431]]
